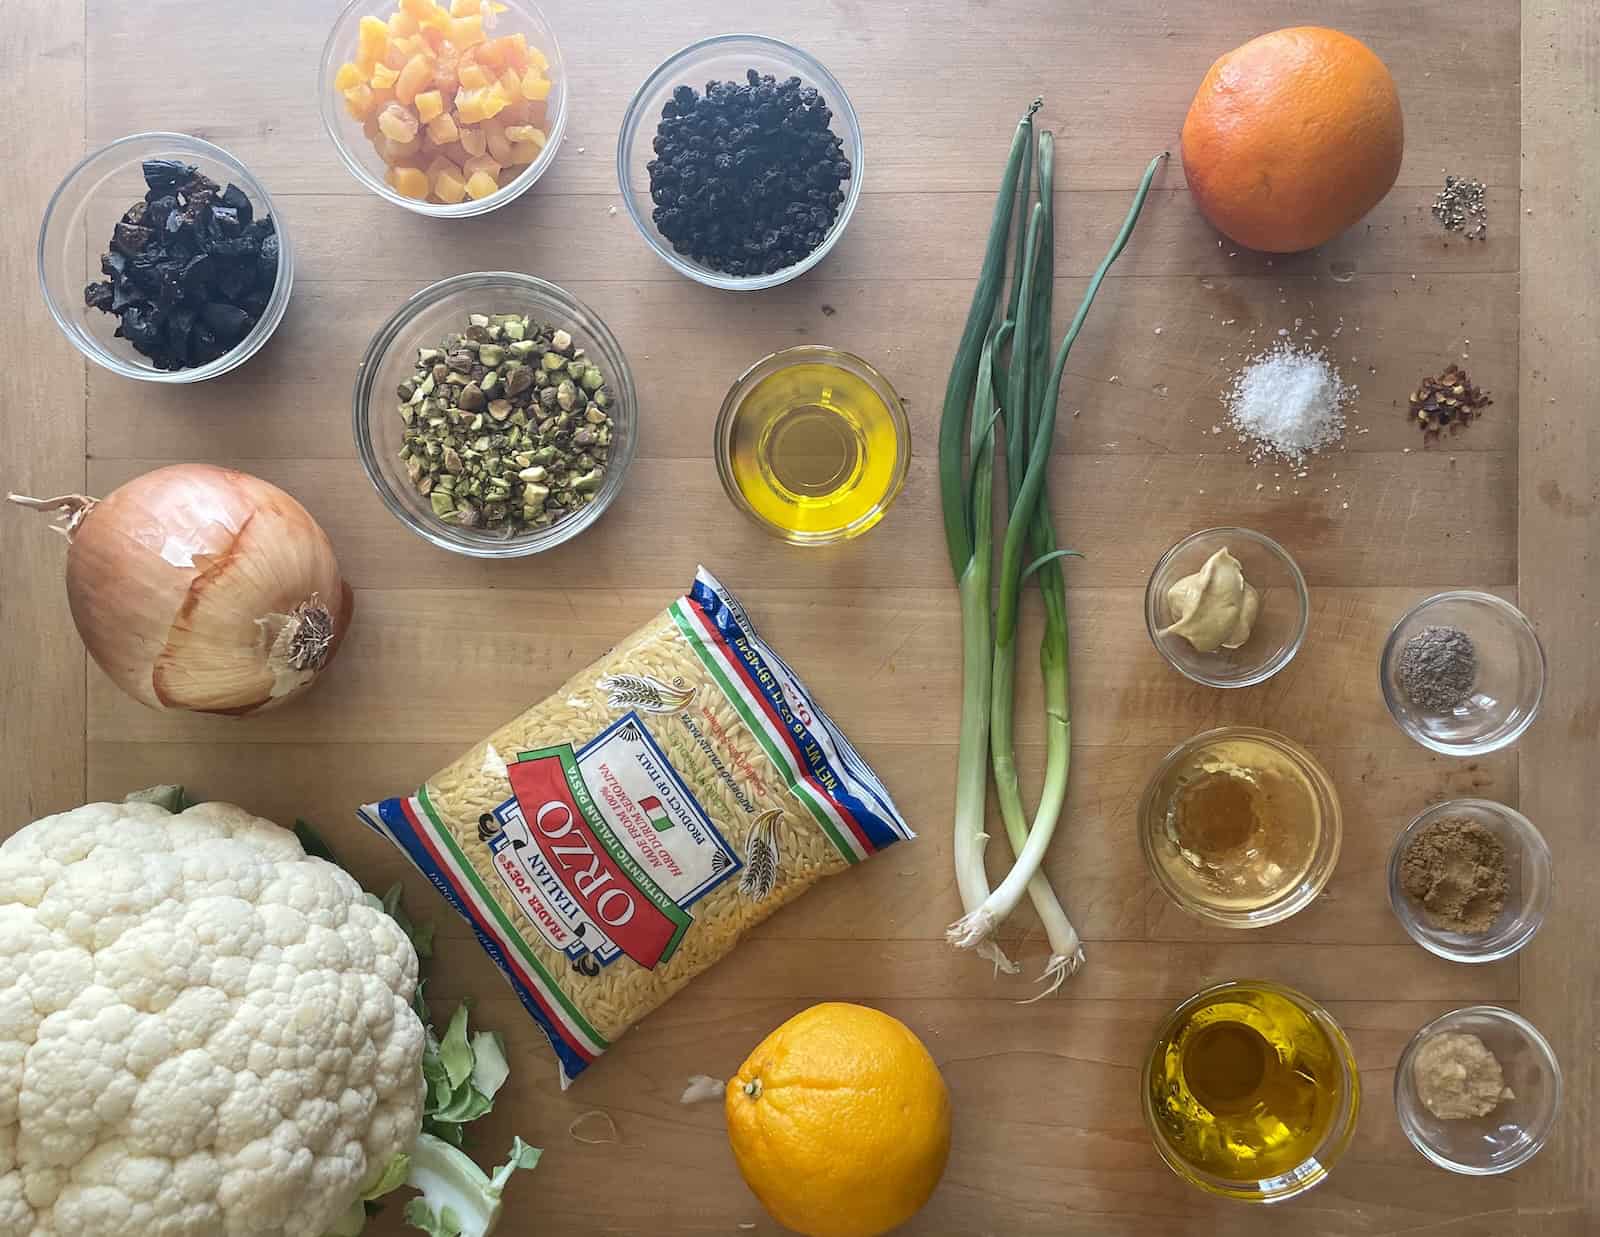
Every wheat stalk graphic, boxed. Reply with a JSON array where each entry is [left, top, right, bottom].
[[596, 673, 696, 714], [738, 810, 782, 901]]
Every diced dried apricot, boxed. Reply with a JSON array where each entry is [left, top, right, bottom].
[[401, 0, 441, 19], [426, 110, 460, 144], [395, 53, 434, 105], [343, 82, 376, 119], [520, 69, 550, 101], [460, 153, 499, 179], [388, 10, 419, 36], [504, 124, 544, 145], [378, 101, 421, 142], [526, 45, 549, 72], [384, 45, 408, 70], [363, 115, 382, 142], [482, 82, 514, 118], [507, 140, 543, 165], [426, 153, 464, 179], [485, 130, 512, 164], [378, 133, 422, 161], [464, 169, 499, 199], [388, 165, 431, 199], [370, 85, 397, 110], [458, 63, 490, 90], [335, 61, 364, 91], [475, 39, 505, 70], [370, 61, 400, 88], [459, 126, 488, 156], [491, 33, 529, 70], [454, 92, 487, 126], [450, 14, 486, 47], [498, 67, 522, 97], [450, 0, 480, 13], [414, 89, 446, 123], [394, 34, 426, 56], [434, 168, 467, 204], [358, 15, 389, 63], [433, 140, 470, 165]]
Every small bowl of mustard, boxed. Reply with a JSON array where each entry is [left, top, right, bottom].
[[1145, 527, 1309, 689]]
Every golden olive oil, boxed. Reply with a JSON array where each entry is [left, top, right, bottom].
[[1148, 984, 1349, 1187], [720, 359, 906, 542]]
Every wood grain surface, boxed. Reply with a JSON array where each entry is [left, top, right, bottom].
[[3, 0, 1595, 1233]]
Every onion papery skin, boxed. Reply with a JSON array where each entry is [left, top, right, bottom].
[[64, 465, 353, 714]]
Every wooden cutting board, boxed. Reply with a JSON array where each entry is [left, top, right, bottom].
[[3, 1, 1594, 1233]]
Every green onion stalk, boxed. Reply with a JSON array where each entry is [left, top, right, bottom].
[[939, 102, 1039, 976], [983, 131, 1088, 996], [948, 149, 1169, 963]]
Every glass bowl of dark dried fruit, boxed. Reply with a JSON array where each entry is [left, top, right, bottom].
[[355, 272, 636, 558], [617, 34, 864, 290], [38, 133, 292, 381], [1379, 591, 1546, 756]]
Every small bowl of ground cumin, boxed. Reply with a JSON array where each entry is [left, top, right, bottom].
[[1387, 799, 1552, 963]]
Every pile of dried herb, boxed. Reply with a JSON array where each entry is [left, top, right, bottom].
[[1410, 364, 1491, 441], [397, 312, 614, 536]]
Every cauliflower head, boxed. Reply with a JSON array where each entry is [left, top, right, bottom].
[[0, 801, 426, 1237]]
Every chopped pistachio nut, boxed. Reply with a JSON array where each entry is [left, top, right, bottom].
[[398, 311, 617, 537]]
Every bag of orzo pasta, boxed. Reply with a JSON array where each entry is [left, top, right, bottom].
[[360, 567, 911, 1085]]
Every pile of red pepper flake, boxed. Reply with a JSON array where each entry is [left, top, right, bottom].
[[1410, 365, 1491, 442]]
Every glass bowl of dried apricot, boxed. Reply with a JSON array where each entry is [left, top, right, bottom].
[[319, 0, 565, 216]]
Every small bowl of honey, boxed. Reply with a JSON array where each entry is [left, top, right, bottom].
[[1138, 726, 1342, 928], [714, 345, 909, 545], [1142, 980, 1361, 1203]]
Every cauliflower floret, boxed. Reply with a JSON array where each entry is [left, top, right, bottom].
[[0, 802, 425, 1237]]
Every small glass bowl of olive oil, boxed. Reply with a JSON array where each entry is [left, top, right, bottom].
[[714, 346, 909, 545], [1142, 980, 1360, 1203]]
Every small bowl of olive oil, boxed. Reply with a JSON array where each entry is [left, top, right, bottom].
[[714, 345, 909, 545], [1142, 980, 1361, 1203]]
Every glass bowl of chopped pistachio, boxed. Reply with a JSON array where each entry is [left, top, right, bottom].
[[354, 272, 635, 556]]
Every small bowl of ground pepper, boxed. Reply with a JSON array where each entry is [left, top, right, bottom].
[[1379, 591, 1546, 755], [617, 35, 864, 290], [354, 272, 635, 557], [1387, 799, 1552, 963]]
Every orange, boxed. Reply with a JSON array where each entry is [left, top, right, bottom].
[[1180, 27, 1403, 253], [725, 1003, 951, 1237]]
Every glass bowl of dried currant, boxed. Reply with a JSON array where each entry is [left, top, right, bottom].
[[38, 132, 293, 382], [618, 34, 864, 291]]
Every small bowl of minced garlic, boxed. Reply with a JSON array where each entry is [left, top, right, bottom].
[[1145, 527, 1309, 688], [1395, 1005, 1562, 1175]]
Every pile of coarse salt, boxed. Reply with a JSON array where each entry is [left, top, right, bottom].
[[1224, 341, 1354, 464]]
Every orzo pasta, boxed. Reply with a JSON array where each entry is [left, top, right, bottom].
[[360, 568, 911, 1084]]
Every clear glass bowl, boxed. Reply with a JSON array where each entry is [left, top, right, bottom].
[[1395, 1005, 1562, 1175], [1138, 726, 1343, 928], [1386, 799, 1551, 963], [1142, 980, 1361, 1203], [1145, 528, 1309, 688], [318, 0, 567, 218], [616, 34, 864, 290], [714, 345, 909, 544], [38, 132, 293, 382], [354, 272, 635, 557], [1380, 591, 1546, 755]]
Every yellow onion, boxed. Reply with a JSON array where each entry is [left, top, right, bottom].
[[11, 465, 352, 714]]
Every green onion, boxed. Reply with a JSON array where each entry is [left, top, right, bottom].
[[940, 104, 1042, 977], [949, 150, 1169, 960]]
